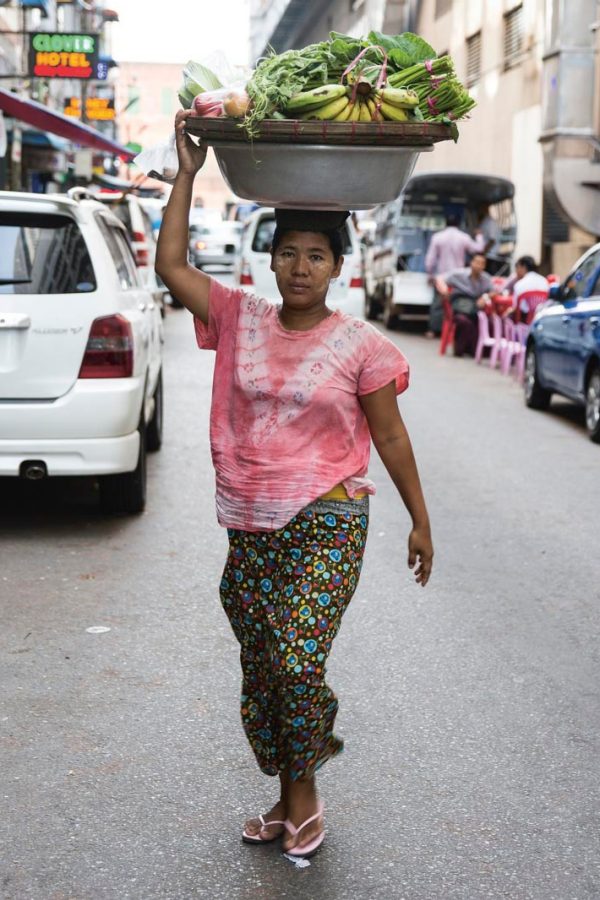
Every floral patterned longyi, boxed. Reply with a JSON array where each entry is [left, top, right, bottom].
[[220, 498, 369, 780]]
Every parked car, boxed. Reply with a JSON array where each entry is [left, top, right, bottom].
[[0, 189, 164, 511], [93, 190, 166, 314], [524, 242, 600, 442], [189, 220, 242, 270], [233, 207, 365, 316]]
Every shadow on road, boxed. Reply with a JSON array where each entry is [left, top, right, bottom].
[[544, 397, 589, 436], [0, 476, 130, 536]]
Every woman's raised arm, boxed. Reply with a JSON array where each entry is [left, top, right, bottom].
[[155, 110, 211, 324]]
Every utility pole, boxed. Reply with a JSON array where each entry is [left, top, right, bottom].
[[11, 1, 27, 190]]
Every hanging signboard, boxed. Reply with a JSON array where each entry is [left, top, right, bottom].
[[29, 32, 99, 80], [64, 96, 116, 121]]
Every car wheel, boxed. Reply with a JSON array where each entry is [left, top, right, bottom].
[[146, 370, 163, 452], [585, 366, 600, 443], [364, 293, 380, 321], [524, 345, 551, 410], [99, 417, 147, 514]]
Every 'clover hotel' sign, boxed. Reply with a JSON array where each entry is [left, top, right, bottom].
[[29, 32, 99, 79]]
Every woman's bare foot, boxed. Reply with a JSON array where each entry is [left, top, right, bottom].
[[243, 799, 286, 840], [281, 777, 323, 853]]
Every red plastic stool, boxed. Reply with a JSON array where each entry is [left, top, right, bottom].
[[439, 293, 455, 356]]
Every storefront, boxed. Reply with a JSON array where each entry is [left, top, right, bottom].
[[0, 88, 134, 191]]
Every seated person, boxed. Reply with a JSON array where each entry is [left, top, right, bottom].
[[445, 253, 494, 357], [507, 256, 549, 322]]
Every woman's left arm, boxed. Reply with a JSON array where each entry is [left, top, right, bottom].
[[359, 381, 434, 587]]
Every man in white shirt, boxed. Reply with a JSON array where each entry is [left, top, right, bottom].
[[509, 256, 549, 322]]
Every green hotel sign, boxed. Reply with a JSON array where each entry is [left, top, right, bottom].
[[29, 32, 99, 80]]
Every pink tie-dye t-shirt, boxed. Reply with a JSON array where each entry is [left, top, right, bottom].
[[194, 279, 409, 532]]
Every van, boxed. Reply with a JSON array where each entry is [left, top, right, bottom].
[[364, 172, 516, 329], [234, 207, 365, 317]]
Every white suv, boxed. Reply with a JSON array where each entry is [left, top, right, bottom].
[[0, 189, 164, 513], [234, 207, 366, 317]]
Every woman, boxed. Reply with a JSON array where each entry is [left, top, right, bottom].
[[156, 110, 434, 860]]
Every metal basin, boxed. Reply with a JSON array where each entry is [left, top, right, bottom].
[[211, 141, 432, 210]]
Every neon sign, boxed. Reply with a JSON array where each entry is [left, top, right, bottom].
[[64, 96, 116, 121], [29, 33, 99, 79]]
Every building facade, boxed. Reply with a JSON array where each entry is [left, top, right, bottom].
[[0, 0, 122, 191], [249, 0, 600, 272]]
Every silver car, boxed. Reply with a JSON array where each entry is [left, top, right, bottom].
[[189, 221, 242, 270]]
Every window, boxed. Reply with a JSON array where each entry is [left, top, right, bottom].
[[588, 263, 600, 299], [127, 86, 140, 114], [435, 0, 452, 18], [565, 250, 600, 301], [0, 213, 96, 294], [466, 31, 481, 87], [504, 4, 524, 70], [96, 216, 137, 289], [252, 217, 276, 253], [161, 87, 174, 116]]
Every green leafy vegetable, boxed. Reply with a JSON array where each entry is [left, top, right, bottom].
[[367, 31, 436, 65], [238, 32, 473, 133], [179, 60, 222, 108]]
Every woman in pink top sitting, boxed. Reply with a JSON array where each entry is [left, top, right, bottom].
[[156, 110, 434, 860]]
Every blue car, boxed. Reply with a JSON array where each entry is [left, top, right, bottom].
[[525, 243, 600, 442]]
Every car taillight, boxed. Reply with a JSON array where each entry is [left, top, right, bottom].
[[350, 268, 364, 289], [132, 230, 149, 266], [79, 314, 133, 378], [240, 260, 254, 286]]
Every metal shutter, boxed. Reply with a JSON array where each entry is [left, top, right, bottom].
[[543, 190, 570, 244], [504, 4, 524, 69], [466, 31, 481, 86]]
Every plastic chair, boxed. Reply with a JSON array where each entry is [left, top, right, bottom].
[[439, 291, 456, 356], [516, 290, 549, 324], [514, 323, 530, 382], [489, 314, 505, 369], [500, 318, 525, 375], [475, 311, 496, 364]]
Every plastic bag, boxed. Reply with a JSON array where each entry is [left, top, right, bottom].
[[191, 84, 250, 119], [133, 132, 179, 184]]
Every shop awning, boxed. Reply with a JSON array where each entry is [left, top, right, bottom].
[[15, 128, 71, 150], [0, 89, 135, 161]]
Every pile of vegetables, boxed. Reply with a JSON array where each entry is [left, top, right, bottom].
[[179, 31, 475, 137]]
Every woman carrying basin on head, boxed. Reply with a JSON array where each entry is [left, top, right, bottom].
[[156, 110, 434, 860]]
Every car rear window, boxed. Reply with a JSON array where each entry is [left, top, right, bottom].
[[252, 217, 353, 254], [0, 212, 96, 294]]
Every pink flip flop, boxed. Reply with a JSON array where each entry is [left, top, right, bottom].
[[283, 802, 325, 859], [242, 814, 286, 844]]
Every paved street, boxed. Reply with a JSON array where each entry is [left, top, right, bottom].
[[1, 280, 599, 900]]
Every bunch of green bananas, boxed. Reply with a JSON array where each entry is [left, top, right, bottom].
[[284, 84, 420, 123]]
